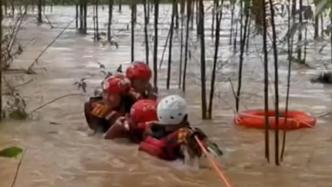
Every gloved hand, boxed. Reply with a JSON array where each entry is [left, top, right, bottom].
[[191, 128, 207, 140], [128, 90, 142, 100]]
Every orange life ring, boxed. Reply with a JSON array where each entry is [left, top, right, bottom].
[[234, 109, 316, 130]]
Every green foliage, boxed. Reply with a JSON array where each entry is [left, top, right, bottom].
[[0, 146, 23, 158]]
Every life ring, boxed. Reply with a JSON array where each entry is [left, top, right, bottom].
[[234, 109, 316, 130]]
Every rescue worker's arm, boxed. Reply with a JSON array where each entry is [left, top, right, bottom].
[[104, 116, 130, 139]]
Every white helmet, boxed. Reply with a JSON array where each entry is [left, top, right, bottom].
[[157, 95, 188, 125]]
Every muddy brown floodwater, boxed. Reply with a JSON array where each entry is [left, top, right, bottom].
[[1, 4, 332, 187]]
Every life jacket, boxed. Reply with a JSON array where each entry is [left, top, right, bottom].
[[128, 121, 154, 143], [84, 96, 111, 132], [84, 96, 133, 133], [139, 124, 184, 161]]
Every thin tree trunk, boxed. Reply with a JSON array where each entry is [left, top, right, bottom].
[[38, 0, 42, 23], [79, 0, 83, 32], [131, 2, 135, 62], [320, 15, 324, 37], [268, 0, 280, 166], [211, 0, 216, 38], [118, 0, 122, 12], [235, 0, 249, 112], [0, 0, 3, 120], [108, 0, 113, 41], [76, 3, 79, 28], [83, 0, 87, 34], [11, 0, 15, 16], [208, 0, 223, 119], [4, 0, 7, 15], [143, 0, 150, 65], [190, 0, 194, 30], [198, 0, 207, 119], [175, 0, 179, 29], [246, 19, 251, 53], [229, 1, 235, 45], [262, 0, 270, 162], [297, 0, 303, 63], [280, 0, 294, 161], [179, 0, 185, 89], [314, 13, 319, 39], [292, 0, 296, 16], [147, 0, 151, 23], [95, 0, 100, 41], [330, 17, 332, 64], [153, 0, 159, 89], [182, 0, 192, 92], [166, 0, 176, 90]]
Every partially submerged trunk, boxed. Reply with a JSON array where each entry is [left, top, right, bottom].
[[198, 0, 207, 119]]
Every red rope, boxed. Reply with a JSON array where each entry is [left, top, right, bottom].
[[194, 136, 233, 187]]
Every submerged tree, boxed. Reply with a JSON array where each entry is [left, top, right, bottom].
[[235, 0, 250, 112], [166, 0, 176, 90], [268, 0, 281, 166], [182, 0, 192, 92], [0, 0, 2, 120], [261, 0, 270, 162], [198, 0, 207, 119], [208, 0, 223, 119]]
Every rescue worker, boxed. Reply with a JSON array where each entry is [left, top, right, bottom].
[[104, 99, 158, 143], [138, 95, 222, 161], [126, 61, 157, 100], [84, 75, 135, 133]]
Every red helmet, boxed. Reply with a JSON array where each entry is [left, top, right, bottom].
[[130, 99, 158, 124], [126, 61, 152, 81], [103, 75, 131, 94]]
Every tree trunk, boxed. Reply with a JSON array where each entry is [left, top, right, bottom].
[[153, 0, 159, 89], [108, 0, 113, 41], [178, 0, 185, 88], [297, 0, 303, 63], [235, 0, 249, 112], [262, 0, 270, 162], [143, 0, 150, 65], [211, 0, 216, 38], [0, 0, 3, 120], [314, 14, 319, 39], [4, 0, 7, 15], [175, 0, 179, 29], [229, 1, 235, 45], [182, 0, 192, 92], [118, 0, 122, 12], [83, 0, 87, 34], [95, 0, 100, 41], [198, 0, 207, 119], [208, 0, 223, 119], [166, 0, 176, 90], [131, 2, 136, 62], [79, 0, 84, 32], [11, 0, 15, 16], [280, 0, 294, 161], [76, 3, 79, 28], [38, 0, 42, 23], [268, 0, 280, 166]]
